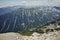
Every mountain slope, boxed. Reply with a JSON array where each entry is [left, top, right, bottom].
[[54, 6, 60, 10], [0, 6, 20, 15], [0, 6, 60, 33]]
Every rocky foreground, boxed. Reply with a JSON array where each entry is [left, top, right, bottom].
[[0, 30, 60, 40]]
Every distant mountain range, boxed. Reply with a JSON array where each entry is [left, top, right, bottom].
[[54, 6, 60, 10], [0, 6, 20, 15], [0, 6, 60, 33]]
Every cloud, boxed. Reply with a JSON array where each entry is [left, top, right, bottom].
[[51, 0, 60, 5], [0, 0, 60, 8]]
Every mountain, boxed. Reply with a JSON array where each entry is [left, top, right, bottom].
[[0, 6, 20, 15], [0, 6, 60, 33], [54, 6, 60, 10]]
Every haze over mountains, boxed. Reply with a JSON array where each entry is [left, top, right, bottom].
[[0, 6, 20, 15], [0, 6, 60, 33]]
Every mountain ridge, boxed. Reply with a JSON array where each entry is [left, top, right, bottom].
[[0, 6, 60, 33]]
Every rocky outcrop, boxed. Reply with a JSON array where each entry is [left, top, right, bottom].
[[0, 30, 60, 40]]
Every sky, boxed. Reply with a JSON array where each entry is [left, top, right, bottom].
[[0, 0, 60, 8]]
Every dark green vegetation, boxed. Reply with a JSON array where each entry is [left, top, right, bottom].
[[19, 26, 60, 36], [20, 31, 34, 36]]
